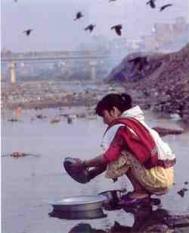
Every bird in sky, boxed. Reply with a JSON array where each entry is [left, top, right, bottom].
[[23, 29, 33, 36], [146, 0, 156, 9], [74, 11, 83, 20], [111, 24, 122, 36], [160, 3, 173, 11], [84, 24, 95, 33], [109, 0, 117, 2]]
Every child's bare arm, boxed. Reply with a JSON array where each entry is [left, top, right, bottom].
[[83, 154, 107, 168]]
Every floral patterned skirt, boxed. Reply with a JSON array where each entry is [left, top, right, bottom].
[[105, 150, 174, 194]]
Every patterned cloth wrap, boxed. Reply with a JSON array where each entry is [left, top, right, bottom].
[[105, 150, 174, 195]]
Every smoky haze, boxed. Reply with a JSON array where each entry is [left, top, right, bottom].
[[1, 0, 189, 52]]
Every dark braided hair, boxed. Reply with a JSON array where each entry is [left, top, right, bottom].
[[95, 93, 132, 116]]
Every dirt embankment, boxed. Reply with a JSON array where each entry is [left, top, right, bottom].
[[107, 43, 189, 123]]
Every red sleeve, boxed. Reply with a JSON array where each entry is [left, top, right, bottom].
[[103, 126, 126, 162]]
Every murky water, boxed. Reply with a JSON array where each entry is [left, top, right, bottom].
[[2, 108, 189, 233]]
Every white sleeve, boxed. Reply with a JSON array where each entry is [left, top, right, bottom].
[[100, 124, 125, 152]]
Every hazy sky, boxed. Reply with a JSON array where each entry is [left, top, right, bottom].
[[1, 0, 189, 52]]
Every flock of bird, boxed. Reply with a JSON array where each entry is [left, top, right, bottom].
[[146, 0, 173, 11], [71, 0, 173, 36], [18, 0, 173, 38]]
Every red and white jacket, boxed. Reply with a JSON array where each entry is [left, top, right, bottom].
[[101, 106, 176, 169]]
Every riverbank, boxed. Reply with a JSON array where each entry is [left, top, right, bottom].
[[2, 79, 188, 127], [1, 80, 125, 110]]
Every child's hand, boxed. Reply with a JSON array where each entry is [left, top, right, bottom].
[[64, 157, 90, 184], [69, 158, 84, 172]]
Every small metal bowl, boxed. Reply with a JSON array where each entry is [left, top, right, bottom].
[[63, 157, 89, 184]]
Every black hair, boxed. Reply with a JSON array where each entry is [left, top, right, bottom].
[[95, 93, 132, 116]]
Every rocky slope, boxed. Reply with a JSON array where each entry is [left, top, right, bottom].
[[107, 43, 189, 123]]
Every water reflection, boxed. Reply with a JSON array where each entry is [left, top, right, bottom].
[[67, 204, 189, 233], [49, 208, 107, 220], [68, 224, 106, 233], [122, 205, 169, 232]]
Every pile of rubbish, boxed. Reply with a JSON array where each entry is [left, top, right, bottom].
[[107, 43, 189, 123]]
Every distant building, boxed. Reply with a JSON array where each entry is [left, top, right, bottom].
[[140, 16, 189, 52]]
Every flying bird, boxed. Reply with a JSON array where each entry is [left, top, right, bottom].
[[160, 4, 173, 11], [84, 24, 95, 33], [109, 0, 117, 2], [23, 29, 33, 36], [111, 24, 122, 36], [146, 0, 156, 8], [74, 11, 83, 20]]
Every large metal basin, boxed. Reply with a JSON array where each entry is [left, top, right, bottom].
[[49, 208, 106, 219], [50, 195, 106, 212]]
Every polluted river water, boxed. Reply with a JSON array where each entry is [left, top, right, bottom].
[[1, 107, 189, 233]]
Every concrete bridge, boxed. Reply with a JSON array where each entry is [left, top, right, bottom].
[[1, 50, 111, 83], [1, 50, 109, 63]]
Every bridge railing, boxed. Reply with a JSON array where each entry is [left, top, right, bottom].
[[1, 50, 110, 62]]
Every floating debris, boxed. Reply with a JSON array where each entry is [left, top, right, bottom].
[[2, 151, 40, 158], [8, 118, 19, 122], [10, 152, 28, 158], [152, 126, 184, 136], [50, 118, 60, 124], [164, 214, 189, 228], [177, 188, 188, 197], [66, 114, 77, 124], [15, 106, 22, 120], [36, 114, 47, 119], [67, 117, 73, 124]]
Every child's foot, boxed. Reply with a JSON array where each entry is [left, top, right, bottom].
[[120, 191, 150, 206], [126, 191, 150, 199]]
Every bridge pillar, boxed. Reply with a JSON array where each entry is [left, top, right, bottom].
[[9, 62, 16, 84], [89, 60, 97, 81]]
